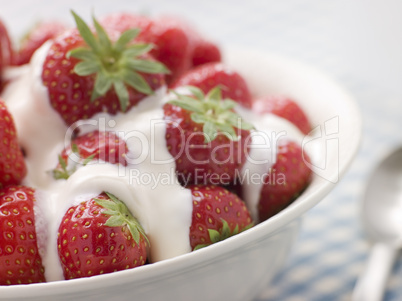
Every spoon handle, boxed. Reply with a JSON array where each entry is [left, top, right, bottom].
[[352, 242, 398, 301]]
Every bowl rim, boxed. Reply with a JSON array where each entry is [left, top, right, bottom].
[[0, 48, 362, 298]]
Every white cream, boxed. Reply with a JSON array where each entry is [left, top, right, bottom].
[[2, 42, 67, 188], [1, 41, 306, 282]]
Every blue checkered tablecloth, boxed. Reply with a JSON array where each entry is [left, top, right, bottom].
[[2, 0, 402, 300]]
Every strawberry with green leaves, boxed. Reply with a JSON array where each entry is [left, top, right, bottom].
[[258, 140, 312, 221], [171, 62, 253, 108], [0, 99, 26, 187], [0, 185, 46, 285], [42, 11, 169, 126], [100, 13, 194, 85], [52, 130, 128, 180], [252, 96, 312, 135], [189, 185, 253, 250], [164, 86, 254, 186], [57, 192, 148, 279]]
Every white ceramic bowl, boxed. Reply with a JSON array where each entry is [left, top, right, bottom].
[[0, 48, 361, 301]]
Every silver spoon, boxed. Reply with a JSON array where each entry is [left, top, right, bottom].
[[353, 148, 402, 301]]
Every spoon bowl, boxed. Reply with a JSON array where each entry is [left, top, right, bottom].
[[362, 148, 402, 246], [353, 148, 402, 301]]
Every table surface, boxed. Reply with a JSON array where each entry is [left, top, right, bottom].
[[2, 0, 402, 300]]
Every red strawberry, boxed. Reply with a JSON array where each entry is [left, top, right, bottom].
[[99, 13, 156, 43], [52, 130, 128, 180], [14, 21, 67, 66], [0, 19, 13, 88], [164, 86, 253, 185], [191, 39, 221, 67], [0, 99, 27, 187], [150, 16, 194, 84], [258, 140, 312, 221], [0, 19, 12, 68], [42, 12, 168, 126], [189, 185, 253, 250], [57, 192, 148, 280], [171, 62, 252, 108], [0, 186, 46, 285], [153, 16, 221, 71], [100, 13, 192, 84], [252, 96, 311, 135]]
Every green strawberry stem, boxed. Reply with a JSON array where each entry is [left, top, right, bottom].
[[95, 192, 149, 246], [193, 218, 254, 251], [169, 86, 255, 143], [69, 11, 169, 111], [51, 143, 96, 180]]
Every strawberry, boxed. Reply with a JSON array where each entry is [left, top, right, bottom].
[[149, 16, 194, 84], [0, 99, 26, 187], [191, 39, 221, 67], [52, 130, 128, 180], [42, 11, 168, 126], [258, 140, 312, 221], [0, 19, 12, 69], [171, 62, 253, 108], [99, 13, 156, 43], [0, 185, 46, 285], [57, 192, 148, 280], [188, 185, 253, 250], [14, 21, 67, 66], [164, 86, 253, 186], [252, 96, 311, 135], [100, 13, 193, 84], [0, 19, 13, 88]]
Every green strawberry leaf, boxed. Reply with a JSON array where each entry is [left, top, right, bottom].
[[82, 153, 96, 166], [74, 60, 101, 76], [69, 11, 169, 112], [71, 11, 99, 53], [124, 43, 154, 58], [187, 86, 204, 100], [129, 59, 170, 74], [190, 113, 209, 124], [95, 192, 149, 246], [58, 154, 68, 171], [92, 15, 112, 51], [122, 70, 153, 95], [113, 81, 130, 111], [115, 29, 140, 52], [51, 144, 96, 180], [220, 99, 237, 111], [51, 155, 75, 180], [71, 143, 80, 154], [203, 121, 218, 143], [67, 47, 97, 61], [168, 85, 255, 143], [208, 229, 221, 244], [52, 169, 70, 180], [193, 218, 253, 251], [206, 86, 222, 101], [94, 72, 113, 96], [169, 97, 204, 114], [193, 244, 209, 251], [220, 219, 231, 240], [216, 123, 239, 141]]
